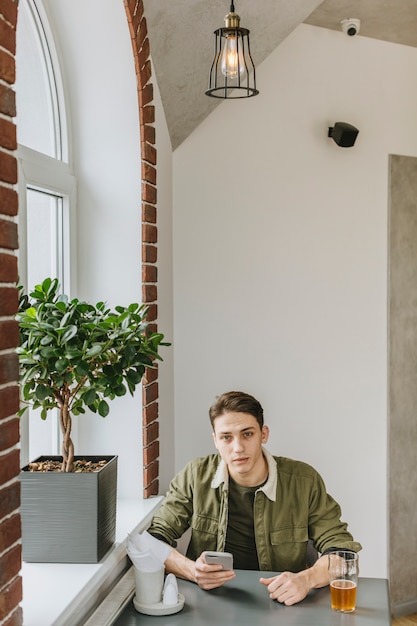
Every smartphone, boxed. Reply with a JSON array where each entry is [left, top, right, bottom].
[[205, 551, 234, 570]]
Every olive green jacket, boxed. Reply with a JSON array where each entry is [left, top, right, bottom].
[[148, 449, 362, 572]]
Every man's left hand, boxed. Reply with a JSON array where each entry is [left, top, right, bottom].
[[260, 570, 311, 605], [259, 554, 331, 606]]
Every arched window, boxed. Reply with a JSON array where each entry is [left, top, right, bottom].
[[16, 0, 75, 463], [15, 0, 161, 496]]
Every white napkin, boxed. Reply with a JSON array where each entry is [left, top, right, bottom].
[[127, 530, 173, 572]]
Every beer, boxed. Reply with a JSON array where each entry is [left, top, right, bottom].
[[330, 579, 357, 612]]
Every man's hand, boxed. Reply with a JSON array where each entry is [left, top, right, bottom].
[[164, 548, 236, 590], [260, 570, 311, 605], [194, 552, 236, 590], [259, 554, 331, 606]]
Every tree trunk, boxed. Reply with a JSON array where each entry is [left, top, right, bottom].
[[60, 400, 74, 472]]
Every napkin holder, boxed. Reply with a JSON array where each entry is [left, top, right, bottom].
[[128, 531, 185, 616]]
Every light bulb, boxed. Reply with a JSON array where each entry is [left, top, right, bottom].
[[220, 34, 246, 79]]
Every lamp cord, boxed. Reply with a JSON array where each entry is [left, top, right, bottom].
[[230, 1, 235, 12]]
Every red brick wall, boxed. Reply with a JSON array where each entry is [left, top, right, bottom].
[[0, 1, 22, 624], [124, 0, 160, 498]]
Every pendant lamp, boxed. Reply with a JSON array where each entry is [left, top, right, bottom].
[[206, 1, 259, 99]]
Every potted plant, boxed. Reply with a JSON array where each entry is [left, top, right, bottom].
[[17, 277, 168, 563]]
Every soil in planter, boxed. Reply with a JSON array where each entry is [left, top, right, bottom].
[[27, 459, 108, 472]]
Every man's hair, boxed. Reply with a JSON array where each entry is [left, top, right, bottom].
[[209, 391, 264, 429]]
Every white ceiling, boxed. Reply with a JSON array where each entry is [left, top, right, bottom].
[[143, 0, 417, 150]]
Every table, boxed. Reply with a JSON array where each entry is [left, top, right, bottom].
[[114, 571, 391, 626]]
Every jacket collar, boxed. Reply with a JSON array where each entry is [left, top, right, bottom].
[[211, 447, 277, 502]]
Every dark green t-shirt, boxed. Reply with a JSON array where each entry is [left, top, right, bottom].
[[225, 477, 266, 570]]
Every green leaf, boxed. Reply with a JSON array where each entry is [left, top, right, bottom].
[[126, 369, 143, 386], [42, 277, 52, 292], [127, 380, 135, 395], [124, 345, 136, 364], [65, 348, 82, 360], [40, 346, 57, 359], [98, 400, 109, 417], [35, 385, 51, 401], [61, 325, 78, 344], [114, 384, 126, 397], [75, 361, 90, 376], [55, 358, 69, 373], [83, 388, 98, 405], [53, 375, 64, 388], [86, 344, 102, 358]]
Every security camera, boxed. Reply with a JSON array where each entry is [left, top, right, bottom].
[[328, 122, 359, 148], [341, 18, 360, 37]]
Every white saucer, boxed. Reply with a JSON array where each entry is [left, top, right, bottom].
[[133, 593, 185, 616]]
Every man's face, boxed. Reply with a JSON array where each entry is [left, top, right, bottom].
[[212, 411, 269, 486]]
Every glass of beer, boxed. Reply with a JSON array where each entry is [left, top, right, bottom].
[[328, 550, 359, 612]]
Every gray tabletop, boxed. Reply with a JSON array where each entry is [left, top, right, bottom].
[[114, 571, 391, 626]]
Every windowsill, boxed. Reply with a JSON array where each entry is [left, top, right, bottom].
[[21, 496, 163, 626]]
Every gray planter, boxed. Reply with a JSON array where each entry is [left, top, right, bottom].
[[20, 455, 117, 563]]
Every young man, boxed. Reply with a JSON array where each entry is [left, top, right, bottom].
[[148, 391, 361, 606]]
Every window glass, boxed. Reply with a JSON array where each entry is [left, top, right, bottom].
[[20, 188, 65, 464], [15, 0, 61, 158], [26, 188, 64, 289]]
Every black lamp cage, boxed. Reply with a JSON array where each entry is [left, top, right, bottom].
[[206, 3, 259, 99]]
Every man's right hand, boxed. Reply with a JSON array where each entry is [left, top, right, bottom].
[[194, 552, 236, 590], [163, 548, 236, 590]]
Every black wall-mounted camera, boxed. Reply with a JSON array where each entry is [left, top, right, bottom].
[[328, 122, 360, 148]]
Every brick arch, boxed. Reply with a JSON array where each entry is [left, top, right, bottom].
[[124, 0, 160, 498], [0, 1, 21, 623]]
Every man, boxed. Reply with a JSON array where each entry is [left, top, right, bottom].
[[148, 391, 361, 606]]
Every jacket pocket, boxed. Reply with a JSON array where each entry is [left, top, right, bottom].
[[187, 514, 219, 561], [191, 514, 219, 536], [270, 526, 309, 545], [269, 526, 309, 571]]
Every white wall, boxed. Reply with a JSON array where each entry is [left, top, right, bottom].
[[173, 24, 417, 579], [42, 0, 174, 499]]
